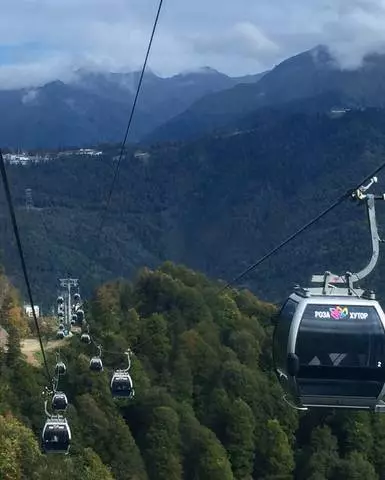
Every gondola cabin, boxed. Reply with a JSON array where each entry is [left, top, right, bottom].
[[42, 417, 71, 454], [55, 361, 66, 376], [80, 333, 91, 344], [273, 287, 385, 411], [110, 372, 135, 398], [90, 357, 103, 372], [52, 392, 68, 411]]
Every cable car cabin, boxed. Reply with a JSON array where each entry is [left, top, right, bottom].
[[273, 290, 385, 411], [56, 330, 65, 339], [52, 392, 68, 411], [80, 333, 91, 344], [90, 357, 103, 372], [55, 361, 66, 376], [57, 296, 64, 305], [42, 417, 71, 454], [76, 310, 85, 323], [73, 293, 80, 303], [71, 314, 78, 325], [110, 372, 135, 398]]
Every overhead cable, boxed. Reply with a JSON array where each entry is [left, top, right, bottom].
[[219, 160, 385, 292], [96, 0, 165, 241], [0, 150, 53, 384]]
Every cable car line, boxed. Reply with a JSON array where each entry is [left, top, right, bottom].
[[72, 309, 129, 381], [0, 150, 53, 384], [87, 319, 157, 357], [220, 159, 385, 293], [88, 328, 132, 358], [95, 0, 165, 246], [79, 323, 134, 396], [29, 0, 166, 407], [42, 346, 71, 453]]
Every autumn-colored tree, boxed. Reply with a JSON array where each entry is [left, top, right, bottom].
[[0, 414, 42, 479], [1, 286, 29, 337]]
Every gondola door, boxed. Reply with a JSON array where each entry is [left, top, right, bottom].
[[295, 302, 385, 407]]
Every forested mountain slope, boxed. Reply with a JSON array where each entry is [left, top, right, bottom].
[[146, 45, 385, 143], [1, 262, 385, 479], [2, 108, 385, 306], [0, 68, 262, 149]]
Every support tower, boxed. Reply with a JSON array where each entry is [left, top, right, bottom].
[[58, 278, 79, 334]]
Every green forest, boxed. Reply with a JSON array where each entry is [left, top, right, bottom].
[[1, 261, 385, 479], [4, 108, 385, 308]]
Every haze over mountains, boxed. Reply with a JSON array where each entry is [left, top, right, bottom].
[[4, 44, 385, 148], [147, 45, 385, 142], [0, 67, 263, 149]]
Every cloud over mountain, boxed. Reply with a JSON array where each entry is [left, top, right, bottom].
[[1, 0, 385, 88]]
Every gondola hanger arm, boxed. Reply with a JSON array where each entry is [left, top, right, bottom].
[[311, 176, 385, 291], [44, 400, 52, 418]]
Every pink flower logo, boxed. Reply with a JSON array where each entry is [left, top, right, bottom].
[[329, 306, 348, 319]]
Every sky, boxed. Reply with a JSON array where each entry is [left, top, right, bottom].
[[1, 0, 385, 89]]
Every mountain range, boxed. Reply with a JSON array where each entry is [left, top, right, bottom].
[[4, 43, 385, 480], [5, 44, 385, 148], [3, 44, 385, 305], [146, 45, 385, 143], [0, 67, 263, 149], [3, 107, 385, 306]]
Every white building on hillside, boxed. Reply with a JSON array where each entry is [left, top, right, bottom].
[[24, 305, 40, 318]]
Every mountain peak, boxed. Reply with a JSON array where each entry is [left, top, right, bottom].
[[309, 44, 338, 67], [274, 44, 338, 73], [178, 66, 224, 77]]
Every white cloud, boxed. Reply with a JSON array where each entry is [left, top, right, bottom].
[[21, 89, 38, 104], [191, 22, 279, 63], [0, 56, 77, 90], [261, 0, 385, 69], [1, 0, 385, 88], [323, 1, 385, 68]]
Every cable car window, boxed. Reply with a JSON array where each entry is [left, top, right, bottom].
[[43, 427, 70, 452], [295, 304, 385, 397], [297, 304, 385, 368], [274, 299, 297, 369]]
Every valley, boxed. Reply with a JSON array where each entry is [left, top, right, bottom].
[[2, 38, 385, 479], [3, 107, 385, 309]]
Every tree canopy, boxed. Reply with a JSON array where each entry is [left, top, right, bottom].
[[1, 261, 385, 478]]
